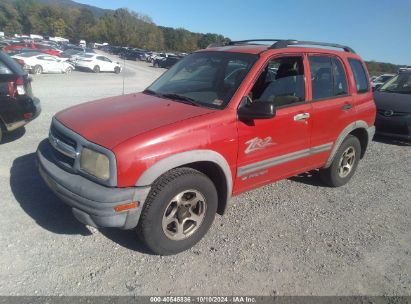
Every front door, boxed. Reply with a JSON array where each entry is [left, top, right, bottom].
[[235, 55, 313, 194]]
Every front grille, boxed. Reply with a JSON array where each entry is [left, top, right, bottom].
[[377, 109, 409, 117], [50, 124, 77, 149], [49, 123, 78, 169]]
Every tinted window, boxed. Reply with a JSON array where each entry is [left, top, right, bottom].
[[332, 58, 348, 96], [309, 56, 333, 99], [309, 56, 348, 99], [251, 56, 305, 107], [348, 58, 369, 93]]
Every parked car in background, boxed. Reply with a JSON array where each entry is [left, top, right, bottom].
[[153, 55, 182, 68], [0, 51, 41, 142], [371, 74, 395, 90], [11, 53, 74, 75], [120, 49, 145, 61], [75, 54, 122, 73], [374, 69, 411, 140], [37, 39, 375, 255], [4, 41, 62, 57]]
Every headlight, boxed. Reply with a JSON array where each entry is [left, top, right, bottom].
[[80, 148, 110, 180]]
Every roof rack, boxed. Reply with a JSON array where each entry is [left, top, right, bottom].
[[208, 39, 355, 53], [270, 40, 356, 53]]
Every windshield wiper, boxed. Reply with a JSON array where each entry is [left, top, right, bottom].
[[161, 93, 200, 107], [142, 89, 160, 96]]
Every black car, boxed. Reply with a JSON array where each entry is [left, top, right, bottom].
[[153, 55, 182, 69], [0, 51, 41, 142], [373, 69, 411, 140]]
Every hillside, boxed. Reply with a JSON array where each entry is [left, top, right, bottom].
[[13, 0, 110, 17]]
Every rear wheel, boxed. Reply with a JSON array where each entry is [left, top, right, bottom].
[[137, 168, 218, 255], [319, 135, 361, 187], [33, 65, 43, 75], [153, 61, 159, 68], [65, 67, 73, 74], [114, 66, 121, 74], [93, 65, 100, 73]]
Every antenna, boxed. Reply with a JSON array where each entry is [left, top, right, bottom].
[[122, 56, 125, 95]]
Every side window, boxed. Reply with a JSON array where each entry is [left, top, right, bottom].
[[309, 56, 333, 100], [332, 58, 348, 96], [309, 56, 348, 99], [96, 56, 105, 61], [251, 56, 305, 107], [348, 58, 369, 93], [0, 61, 12, 75]]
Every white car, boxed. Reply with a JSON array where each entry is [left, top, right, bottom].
[[12, 53, 74, 75], [75, 54, 122, 74]]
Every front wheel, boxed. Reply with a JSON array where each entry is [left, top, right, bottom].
[[137, 168, 218, 255], [93, 65, 100, 73], [319, 135, 361, 187], [153, 62, 159, 68], [65, 67, 73, 74], [33, 65, 43, 75], [114, 66, 121, 74]]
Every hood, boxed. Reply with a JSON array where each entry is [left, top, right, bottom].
[[56, 93, 215, 149], [373, 91, 411, 113]]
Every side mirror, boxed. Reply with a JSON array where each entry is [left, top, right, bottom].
[[238, 98, 276, 120]]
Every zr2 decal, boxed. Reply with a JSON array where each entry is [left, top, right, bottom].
[[245, 137, 275, 154]]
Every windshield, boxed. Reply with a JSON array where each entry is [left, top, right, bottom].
[[145, 51, 258, 109], [379, 73, 411, 94]]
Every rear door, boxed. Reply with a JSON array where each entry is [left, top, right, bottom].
[[307, 54, 355, 167]]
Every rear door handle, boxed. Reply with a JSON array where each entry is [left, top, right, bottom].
[[342, 103, 353, 111], [294, 113, 310, 121]]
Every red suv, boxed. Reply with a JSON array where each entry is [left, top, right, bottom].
[[37, 39, 376, 255]]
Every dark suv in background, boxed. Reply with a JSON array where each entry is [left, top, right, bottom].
[[0, 51, 41, 142], [373, 69, 411, 140]]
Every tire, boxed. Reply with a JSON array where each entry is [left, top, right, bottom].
[[153, 62, 159, 68], [114, 66, 121, 74], [137, 168, 218, 255], [319, 135, 361, 187], [93, 65, 100, 73], [33, 65, 43, 75], [65, 67, 73, 74]]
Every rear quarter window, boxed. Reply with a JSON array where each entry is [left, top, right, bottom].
[[348, 58, 369, 93]]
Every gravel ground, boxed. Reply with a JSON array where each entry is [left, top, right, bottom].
[[0, 54, 410, 296]]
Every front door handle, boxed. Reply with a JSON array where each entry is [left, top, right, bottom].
[[342, 103, 353, 111], [294, 113, 310, 121]]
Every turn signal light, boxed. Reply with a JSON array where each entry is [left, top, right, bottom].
[[114, 202, 139, 212]]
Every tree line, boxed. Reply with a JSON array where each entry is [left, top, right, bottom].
[[0, 0, 230, 52]]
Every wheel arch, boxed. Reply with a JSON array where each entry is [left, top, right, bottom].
[[324, 120, 375, 168], [135, 150, 233, 215]]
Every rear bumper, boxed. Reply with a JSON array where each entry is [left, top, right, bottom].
[[37, 140, 150, 229], [5, 97, 41, 132]]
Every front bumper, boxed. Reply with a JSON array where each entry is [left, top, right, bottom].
[[37, 140, 151, 229], [375, 114, 411, 140]]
